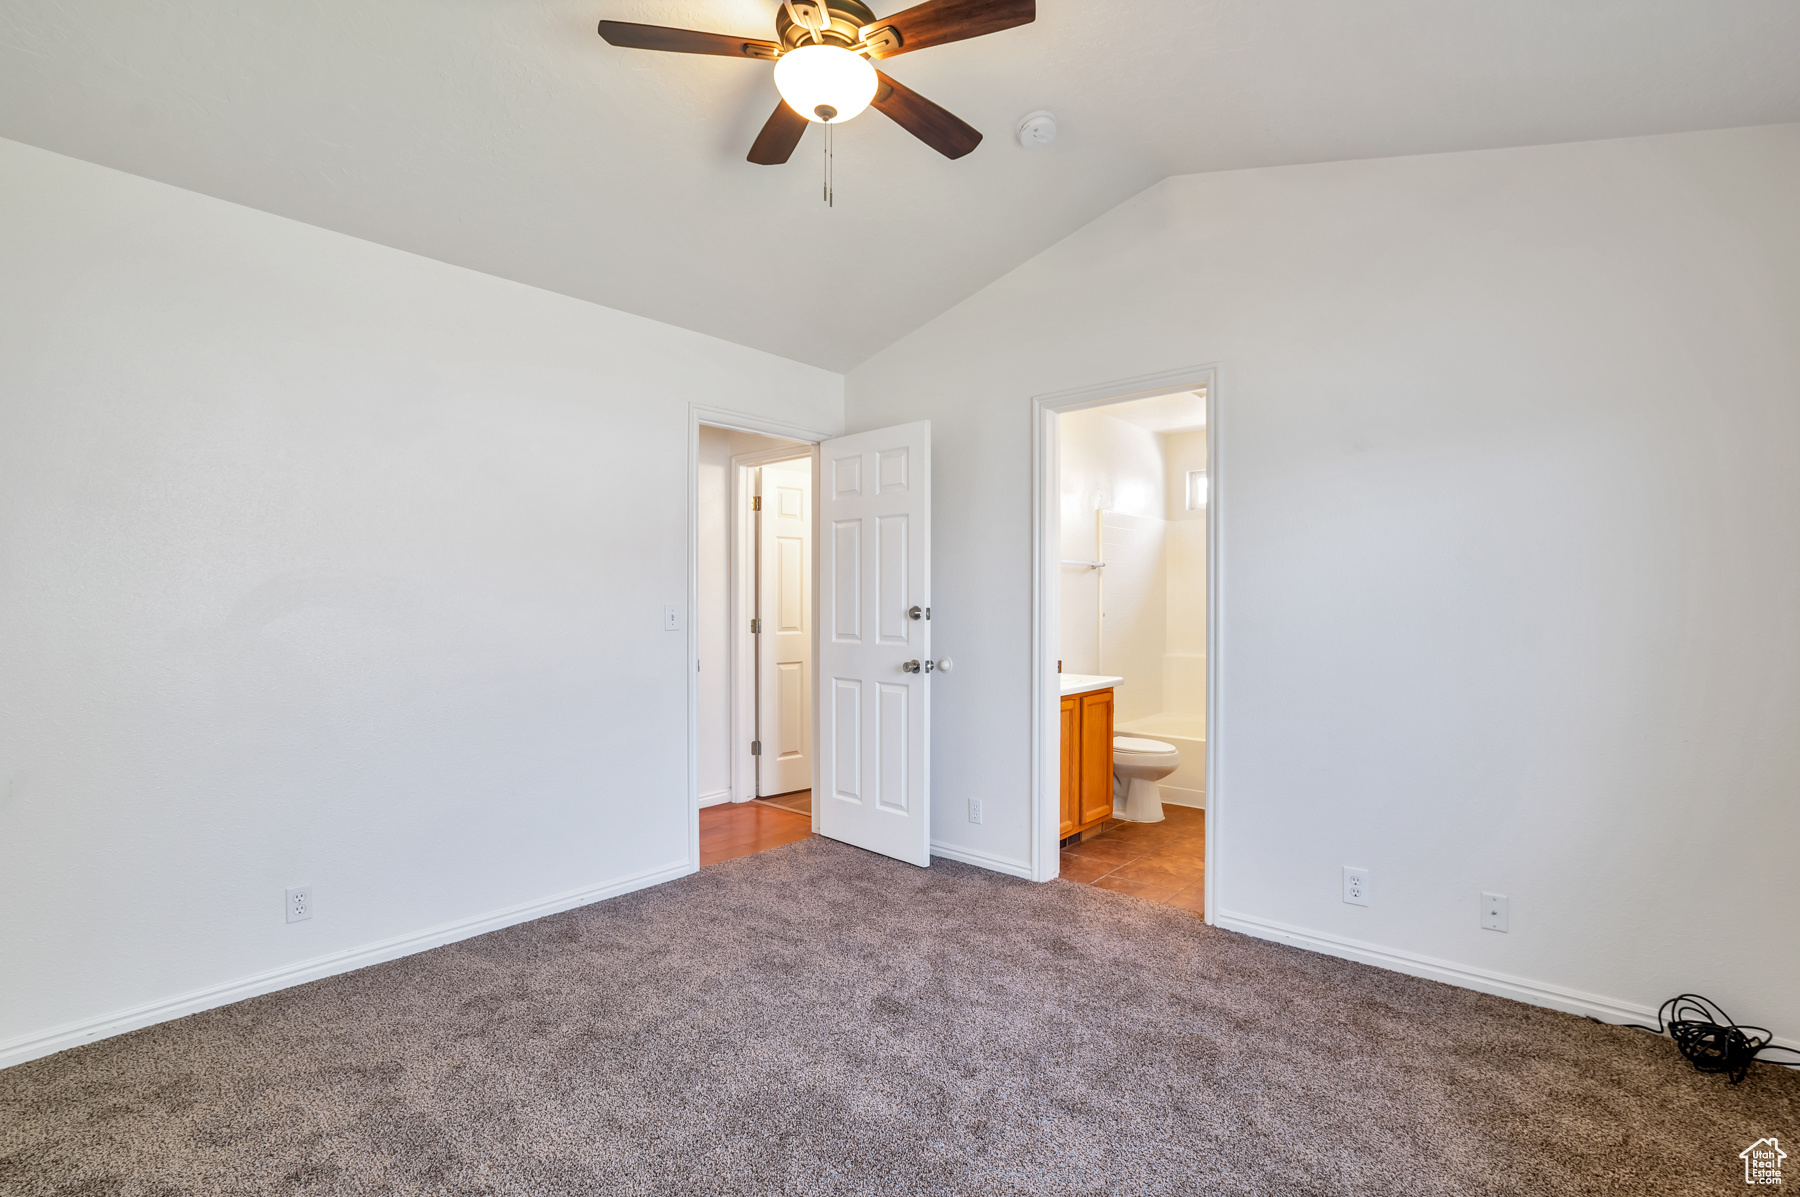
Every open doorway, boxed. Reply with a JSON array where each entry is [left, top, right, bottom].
[[696, 423, 817, 866], [691, 412, 937, 873], [1033, 368, 1217, 916]]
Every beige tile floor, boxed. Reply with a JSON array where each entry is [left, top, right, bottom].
[[1059, 804, 1205, 914]]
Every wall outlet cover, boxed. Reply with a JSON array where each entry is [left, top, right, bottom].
[[968, 799, 983, 824], [1481, 891, 1509, 932], [285, 885, 313, 923], [1343, 866, 1370, 906]]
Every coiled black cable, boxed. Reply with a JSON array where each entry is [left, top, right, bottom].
[[1627, 994, 1800, 1084]]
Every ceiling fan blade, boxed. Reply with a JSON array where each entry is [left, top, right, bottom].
[[597, 20, 782, 59], [747, 101, 810, 165], [871, 72, 982, 159], [859, 0, 1033, 59]]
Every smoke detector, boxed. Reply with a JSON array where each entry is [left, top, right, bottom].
[[1016, 110, 1057, 148]]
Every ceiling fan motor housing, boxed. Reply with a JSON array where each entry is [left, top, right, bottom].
[[777, 0, 880, 51]]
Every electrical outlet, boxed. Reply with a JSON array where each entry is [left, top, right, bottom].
[[285, 885, 313, 924], [1481, 891, 1509, 932], [1343, 866, 1370, 906], [968, 799, 983, 824], [664, 605, 680, 631]]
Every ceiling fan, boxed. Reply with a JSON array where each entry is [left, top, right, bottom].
[[597, 0, 1035, 165]]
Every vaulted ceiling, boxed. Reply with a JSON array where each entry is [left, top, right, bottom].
[[3, 1, 1798, 370]]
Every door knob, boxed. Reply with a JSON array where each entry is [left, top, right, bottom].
[[908, 606, 922, 620], [902, 659, 921, 673]]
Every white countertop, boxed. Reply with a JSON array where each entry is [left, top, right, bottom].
[[1059, 673, 1123, 696]]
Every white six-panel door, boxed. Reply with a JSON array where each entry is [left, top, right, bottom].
[[757, 458, 813, 796], [816, 422, 931, 867]]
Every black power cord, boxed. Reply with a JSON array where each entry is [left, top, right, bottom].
[[1627, 994, 1800, 1084]]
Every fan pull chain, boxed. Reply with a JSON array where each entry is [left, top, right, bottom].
[[815, 104, 837, 207]]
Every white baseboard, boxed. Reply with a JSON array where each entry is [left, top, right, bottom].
[[0, 858, 694, 1072], [698, 788, 732, 808], [1159, 785, 1206, 810], [1213, 909, 1659, 1025], [930, 841, 1034, 880]]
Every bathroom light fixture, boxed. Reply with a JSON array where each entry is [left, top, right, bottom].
[[774, 44, 878, 124]]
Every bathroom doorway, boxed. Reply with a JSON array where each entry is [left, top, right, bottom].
[[695, 422, 819, 866], [1031, 368, 1218, 917]]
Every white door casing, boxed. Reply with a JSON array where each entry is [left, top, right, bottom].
[[757, 458, 813, 796], [816, 421, 931, 867]]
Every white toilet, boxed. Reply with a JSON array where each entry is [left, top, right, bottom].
[[1113, 736, 1181, 823]]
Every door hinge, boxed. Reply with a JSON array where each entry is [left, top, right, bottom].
[[751, 618, 762, 634], [752, 495, 762, 511], [751, 740, 762, 756]]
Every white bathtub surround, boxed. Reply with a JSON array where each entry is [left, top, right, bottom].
[[1098, 510, 1168, 722], [1161, 429, 1209, 724]]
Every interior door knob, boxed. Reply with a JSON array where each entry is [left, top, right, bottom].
[[902, 659, 921, 673]]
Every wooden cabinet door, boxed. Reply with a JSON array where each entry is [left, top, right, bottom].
[[1059, 695, 1079, 838], [1077, 688, 1115, 828]]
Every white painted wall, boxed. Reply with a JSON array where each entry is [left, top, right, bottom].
[[0, 136, 841, 1066], [847, 124, 1800, 1042]]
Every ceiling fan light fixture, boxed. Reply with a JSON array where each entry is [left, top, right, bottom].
[[773, 44, 877, 123]]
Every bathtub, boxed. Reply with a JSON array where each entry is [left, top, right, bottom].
[[1114, 713, 1206, 809]]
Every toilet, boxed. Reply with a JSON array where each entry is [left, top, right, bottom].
[[1112, 736, 1181, 823]]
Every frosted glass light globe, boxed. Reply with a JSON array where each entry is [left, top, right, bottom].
[[774, 44, 878, 124]]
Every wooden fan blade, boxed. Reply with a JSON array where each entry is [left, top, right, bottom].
[[860, 0, 1033, 59], [597, 20, 781, 59], [748, 101, 810, 165], [871, 72, 982, 159]]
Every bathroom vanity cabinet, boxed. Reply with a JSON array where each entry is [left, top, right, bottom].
[[1059, 687, 1115, 839]]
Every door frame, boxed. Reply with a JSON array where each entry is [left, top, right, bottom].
[[1030, 366, 1220, 920], [730, 445, 817, 812], [688, 406, 828, 871]]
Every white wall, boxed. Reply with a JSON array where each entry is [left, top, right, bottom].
[[847, 124, 1800, 1042], [0, 136, 841, 1066]]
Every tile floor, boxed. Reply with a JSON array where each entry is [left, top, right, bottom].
[[1059, 804, 1205, 914]]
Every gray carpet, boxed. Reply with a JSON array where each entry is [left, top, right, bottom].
[[2, 837, 1794, 1196]]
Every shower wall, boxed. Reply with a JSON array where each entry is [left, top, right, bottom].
[[1059, 409, 1207, 726], [1160, 428, 1208, 719]]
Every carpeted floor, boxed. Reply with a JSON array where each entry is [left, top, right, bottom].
[[3, 838, 1794, 1196]]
